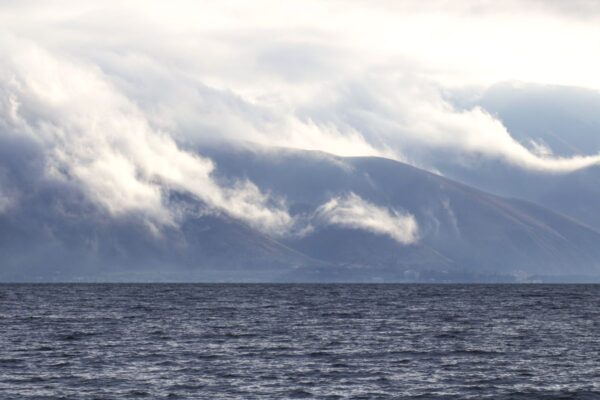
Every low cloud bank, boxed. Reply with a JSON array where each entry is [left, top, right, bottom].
[[0, 38, 292, 234], [2, 1, 600, 184]]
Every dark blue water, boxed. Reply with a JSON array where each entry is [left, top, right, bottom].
[[1, 284, 600, 399]]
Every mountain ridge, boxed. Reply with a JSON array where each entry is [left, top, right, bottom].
[[3, 143, 600, 282]]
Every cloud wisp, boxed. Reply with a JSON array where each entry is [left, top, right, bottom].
[[313, 193, 419, 245]]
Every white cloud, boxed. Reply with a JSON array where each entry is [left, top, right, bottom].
[[300, 76, 600, 173], [314, 193, 419, 244], [529, 139, 554, 158], [1, 0, 600, 194], [0, 37, 292, 234]]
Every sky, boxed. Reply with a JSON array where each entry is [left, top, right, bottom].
[[2, 0, 600, 239]]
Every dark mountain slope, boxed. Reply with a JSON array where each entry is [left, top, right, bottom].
[[0, 185, 320, 282], [205, 145, 600, 281], [3, 141, 600, 282]]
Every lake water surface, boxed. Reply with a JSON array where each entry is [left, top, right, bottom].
[[1, 284, 599, 399]]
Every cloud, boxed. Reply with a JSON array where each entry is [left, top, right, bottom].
[[529, 139, 554, 158], [1, 0, 600, 201], [0, 37, 292, 234], [313, 193, 419, 244], [299, 76, 600, 173]]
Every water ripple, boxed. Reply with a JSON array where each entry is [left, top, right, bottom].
[[1, 284, 600, 399]]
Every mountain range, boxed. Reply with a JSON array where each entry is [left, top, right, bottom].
[[3, 142, 600, 282]]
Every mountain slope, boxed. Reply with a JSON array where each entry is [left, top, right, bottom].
[[205, 145, 600, 281], [433, 158, 600, 232], [3, 143, 600, 282], [534, 166, 600, 231], [0, 185, 321, 282]]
